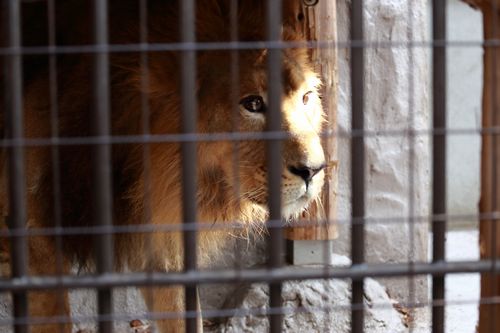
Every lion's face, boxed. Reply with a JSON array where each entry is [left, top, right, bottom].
[[197, 46, 326, 220]]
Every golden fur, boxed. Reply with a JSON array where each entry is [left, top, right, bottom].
[[0, 1, 326, 332]]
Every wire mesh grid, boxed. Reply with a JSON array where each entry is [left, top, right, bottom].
[[0, 0, 493, 332]]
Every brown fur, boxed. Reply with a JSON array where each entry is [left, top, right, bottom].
[[0, 1, 326, 332]]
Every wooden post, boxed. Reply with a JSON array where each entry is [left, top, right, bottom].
[[284, 0, 338, 264], [472, 1, 500, 332]]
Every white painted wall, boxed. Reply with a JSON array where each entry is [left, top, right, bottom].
[[446, 0, 483, 226]]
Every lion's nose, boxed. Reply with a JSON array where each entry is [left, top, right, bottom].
[[288, 163, 326, 184]]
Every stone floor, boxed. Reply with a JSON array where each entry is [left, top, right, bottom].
[[0, 230, 484, 333]]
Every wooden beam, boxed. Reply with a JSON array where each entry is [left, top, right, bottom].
[[284, 0, 338, 244], [478, 2, 500, 332]]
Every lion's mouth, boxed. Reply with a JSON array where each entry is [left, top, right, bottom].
[[246, 191, 314, 217], [246, 193, 310, 205]]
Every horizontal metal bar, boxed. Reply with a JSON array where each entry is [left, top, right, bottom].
[[0, 126, 493, 148], [0, 260, 496, 292], [1, 295, 496, 328], [0, 211, 493, 238], [0, 39, 496, 57], [0, 293, 495, 329]]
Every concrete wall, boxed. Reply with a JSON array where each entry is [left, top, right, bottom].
[[334, 0, 431, 303], [334, 0, 484, 301]]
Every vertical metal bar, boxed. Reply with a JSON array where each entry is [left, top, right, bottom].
[[431, 0, 446, 332], [180, 0, 198, 332], [3, 1, 28, 333], [229, 0, 244, 271], [406, 1, 416, 332], [138, 0, 151, 227], [266, 1, 283, 332], [47, 1, 67, 331], [138, 0, 155, 312], [350, 0, 365, 332], [91, 0, 114, 331], [47, 0, 60, 230]]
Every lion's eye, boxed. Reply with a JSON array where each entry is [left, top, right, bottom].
[[303, 91, 314, 105], [240, 95, 266, 113]]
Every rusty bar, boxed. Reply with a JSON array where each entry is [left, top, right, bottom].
[[351, 0, 365, 332], [180, 0, 198, 332], [486, 3, 499, 333], [431, 0, 446, 332], [91, 0, 114, 331], [477, 2, 500, 333], [3, 1, 28, 332], [266, 0, 283, 332]]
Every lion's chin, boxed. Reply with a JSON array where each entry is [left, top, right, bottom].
[[247, 195, 313, 220], [282, 195, 313, 219]]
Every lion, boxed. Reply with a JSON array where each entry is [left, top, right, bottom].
[[0, 0, 326, 332]]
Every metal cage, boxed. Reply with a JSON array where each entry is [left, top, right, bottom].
[[0, 0, 495, 332]]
